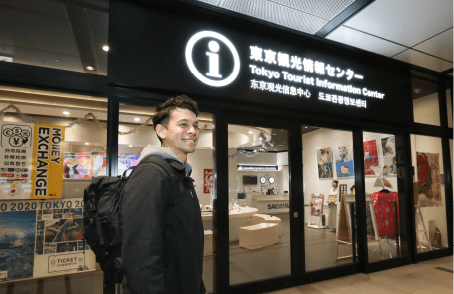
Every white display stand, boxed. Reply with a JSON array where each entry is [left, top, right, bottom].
[[307, 194, 327, 229]]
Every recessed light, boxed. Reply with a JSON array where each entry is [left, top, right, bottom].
[[63, 111, 70, 115], [305, 127, 308, 129], [134, 118, 140, 121], [85, 142, 89, 145], [86, 66, 94, 70], [103, 45, 109, 52], [272, 133, 277, 135], [248, 131, 253, 134], [129, 145, 133, 147]]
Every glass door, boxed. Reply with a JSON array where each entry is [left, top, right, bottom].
[[227, 124, 291, 285], [301, 126, 358, 271]]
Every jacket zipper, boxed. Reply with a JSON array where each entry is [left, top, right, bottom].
[[190, 190, 193, 198]]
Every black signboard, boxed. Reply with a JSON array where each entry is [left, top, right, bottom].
[[109, 0, 413, 124]]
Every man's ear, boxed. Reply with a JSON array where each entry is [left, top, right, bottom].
[[156, 124, 167, 141]]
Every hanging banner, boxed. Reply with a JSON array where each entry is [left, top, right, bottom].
[[0, 122, 64, 200], [0, 198, 96, 282]]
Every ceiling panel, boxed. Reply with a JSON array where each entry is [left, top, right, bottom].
[[0, 0, 68, 19], [413, 28, 453, 62], [393, 49, 453, 72], [211, 0, 329, 34], [0, 6, 79, 56], [0, 44, 83, 72], [263, 0, 355, 20], [343, 0, 453, 47], [327, 25, 407, 57]]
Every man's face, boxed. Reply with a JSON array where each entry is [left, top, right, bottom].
[[332, 181, 336, 187], [159, 108, 199, 160]]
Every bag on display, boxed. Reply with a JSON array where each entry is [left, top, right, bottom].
[[83, 156, 174, 283]]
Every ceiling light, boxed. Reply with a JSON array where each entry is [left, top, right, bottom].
[[86, 66, 94, 70], [414, 88, 421, 94], [63, 111, 70, 115], [272, 133, 277, 135], [134, 118, 140, 121], [248, 131, 253, 134], [129, 145, 133, 147], [103, 45, 109, 52], [85, 142, 89, 145], [305, 127, 308, 129]]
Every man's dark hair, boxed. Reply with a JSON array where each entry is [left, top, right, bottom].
[[350, 185, 355, 192], [152, 95, 199, 143], [333, 180, 339, 186]]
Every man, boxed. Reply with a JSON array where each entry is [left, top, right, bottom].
[[122, 95, 206, 294]]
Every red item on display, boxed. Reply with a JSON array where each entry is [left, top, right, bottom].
[[371, 191, 399, 238]]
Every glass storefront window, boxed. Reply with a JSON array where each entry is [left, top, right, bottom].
[[302, 126, 357, 271], [450, 139, 453, 198], [0, 0, 108, 75], [0, 86, 106, 292], [412, 78, 440, 126], [447, 88, 452, 128], [228, 125, 290, 284], [118, 104, 215, 293], [363, 132, 409, 262], [411, 135, 448, 252]]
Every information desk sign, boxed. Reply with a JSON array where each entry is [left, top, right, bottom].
[[109, 1, 413, 124], [0, 122, 64, 200]]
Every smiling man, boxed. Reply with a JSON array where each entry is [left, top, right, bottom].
[[121, 95, 206, 294]]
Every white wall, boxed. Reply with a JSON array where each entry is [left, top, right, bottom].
[[227, 149, 287, 203], [187, 149, 215, 206], [413, 93, 440, 126]]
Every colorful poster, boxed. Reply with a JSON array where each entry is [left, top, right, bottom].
[[310, 195, 324, 216], [118, 153, 140, 176], [0, 198, 96, 281], [204, 169, 213, 193], [0, 210, 36, 281], [381, 136, 396, 176], [0, 122, 64, 200], [417, 152, 442, 206], [317, 148, 333, 179], [334, 146, 354, 178], [363, 140, 379, 175], [63, 153, 94, 179]]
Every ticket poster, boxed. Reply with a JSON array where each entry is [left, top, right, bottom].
[[0, 198, 96, 281], [0, 122, 64, 200]]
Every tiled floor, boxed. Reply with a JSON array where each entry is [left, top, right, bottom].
[[267, 256, 453, 294]]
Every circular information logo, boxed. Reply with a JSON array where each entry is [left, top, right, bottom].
[[185, 31, 240, 87]]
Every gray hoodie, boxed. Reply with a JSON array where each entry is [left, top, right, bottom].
[[137, 145, 193, 176]]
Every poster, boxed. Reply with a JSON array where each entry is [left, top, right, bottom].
[[381, 136, 396, 176], [417, 152, 442, 206], [317, 148, 333, 179], [0, 198, 96, 281], [363, 140, 379, 175], [0, 210, 36, 281], [204, 169, 213, 193], [63, 152, 107, 179], [310, 195, 324, 216], [0, 122, 64, 200], [334, 146, 354, 178], [118, 153, 140, 176]]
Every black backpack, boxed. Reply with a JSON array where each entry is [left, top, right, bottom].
[[83, 156, 174, 283]]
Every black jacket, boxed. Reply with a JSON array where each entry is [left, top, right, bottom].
[[121, 156, 206, 294]]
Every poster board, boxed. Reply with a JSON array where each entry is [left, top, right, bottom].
[[0, 122, 65, 200], [0, 198, 96, 282], [308, 194, 326, 229], [335, 193, 383, 260]]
